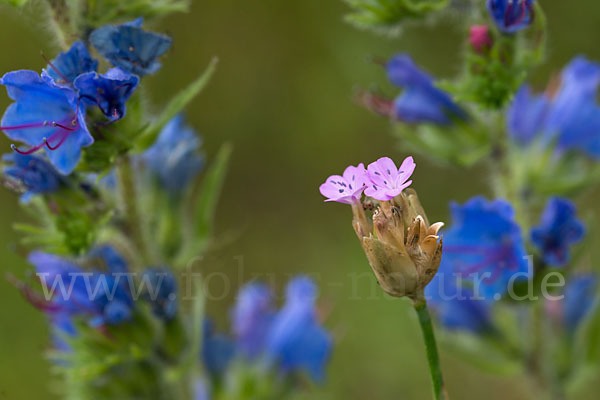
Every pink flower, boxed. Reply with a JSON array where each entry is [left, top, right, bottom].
[[319, 163, 367, 204], [365, 156, 415, 201]]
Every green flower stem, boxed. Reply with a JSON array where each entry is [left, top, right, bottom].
[[116, 156, 153, 265], [413, 300, 448, 400]]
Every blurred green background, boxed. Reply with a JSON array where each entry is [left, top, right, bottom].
[[1, 0, 600, 399]]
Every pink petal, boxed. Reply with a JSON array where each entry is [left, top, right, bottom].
[[367, 157, 398, 188]]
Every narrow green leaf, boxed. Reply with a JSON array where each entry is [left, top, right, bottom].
[[135, 57, 219, 151], [193, 143, 232, 243], [176, 143, 232, 266]]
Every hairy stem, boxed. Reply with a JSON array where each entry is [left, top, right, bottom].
[[116, 156, 152, 265], [413, 300, 448, 400]]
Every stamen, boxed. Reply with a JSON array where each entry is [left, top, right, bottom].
[[40, 51, 71, 84], [45, 132, 68, 150], [11, 142, 46, 155], [4, 117, 79, 155]]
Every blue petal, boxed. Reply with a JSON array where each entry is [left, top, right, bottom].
[[507, 85, 551, 145], [530, 197, 585, 267], [564, 275, 598, 334], [386, 54, 467, 124], [90, 19, 172, 76], [202, 319, 236, 377], [487, 0, 535, 34], [231, 281, 274, 357], [74, 68, 139, 120], [265, 277, 332, 383], [2, 153, 63, 201], [44, 41, 98, 85], [1, 70, 93, 174], [440, 197, 529, 300], [143, 114, 204, 194]]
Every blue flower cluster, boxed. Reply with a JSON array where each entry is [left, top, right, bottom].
[[508, 57, 600, 159], [23, 245, 178, 350], [426, 196, 593, 335], [1, 19, 172, 174], [203, 277, 332, 385], [426, 197, 527, 332]]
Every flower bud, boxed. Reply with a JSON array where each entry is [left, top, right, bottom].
[[469, 25, 493, 53], [353, 189, 444, 301]]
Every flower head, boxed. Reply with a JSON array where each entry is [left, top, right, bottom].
[[43, 41, 98, 87], [319, 163, 367, 204], [90, 18, 172, 76], [531, 197, 585, 267], [1, 70, 93, 174], [74, 68, 139, 120], [143, 114, 204, 195], [364, 156, 415, 201], [487, 0, 535, 34], [353, 188, 444, 299], [440, 197, 529, 300], [386, 54, 468, 124], [2, 153, 64, 202]]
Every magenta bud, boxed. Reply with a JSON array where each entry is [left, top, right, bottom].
[[469, 25, 493, 53]]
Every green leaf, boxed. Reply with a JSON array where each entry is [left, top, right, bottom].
[[193, 143, 232, 242], [0, 0, 29, 6], [344, 0, 449, 36], [136, 57, 219, 151], [83, 0, 190, 27], [176, 143, 232, 266]]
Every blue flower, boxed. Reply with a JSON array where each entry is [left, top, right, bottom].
[[202, 319, 236, 377], [386, 54, 468, 125], [546, 57, 600, 158], [487, 0, 535, 34], [26, 246, 134, 329], [2, 153, 64, 202], [74, 68, 139, 120], [1, 70, 93, 174], [507, 86, 551, 146], [563, 275, 597, 334], [202, 277, 332, 383], [90, 18, 172, 76], [140, 267, 178, 320], [231, 282, 274, 357], [530, 197, 585, 267], [143, 114, 204, 194], [440, 197, 529, 300], [507, 57, 600, 159], [43, 41, 98, 86], [265, 277, 332, 382]]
